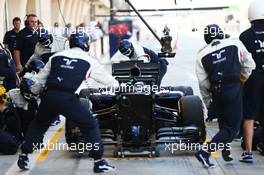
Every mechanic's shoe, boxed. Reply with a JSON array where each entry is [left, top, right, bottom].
[[195, 150, 215, 168], [93, 159, 116, 173], [17, 154, 30, 170], [239, 152, 253, 163], [222, 149, 233, 162], [257, 142, 264, 155]]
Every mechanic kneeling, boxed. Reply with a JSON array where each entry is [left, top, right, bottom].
[[0, 86, 20, 155], [114, 39, 168, 86], [0, 46, 21, 155], [17, 33, 117, 173], [195, 24, 255, 168], [0, 46, 17, 91], [17, 29, 55, 139]]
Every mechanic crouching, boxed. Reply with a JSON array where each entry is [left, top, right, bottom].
[[17, 34, 117, 173], [112, 39, 168, 86], [0, 45, 20, 154], [0, 86, 20, 155], [195, 24, 255, 168]]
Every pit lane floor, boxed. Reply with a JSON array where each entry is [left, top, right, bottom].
[[1, 33, 264, 175]]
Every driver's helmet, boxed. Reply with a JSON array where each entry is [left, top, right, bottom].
[[119, 39, 134, 58]]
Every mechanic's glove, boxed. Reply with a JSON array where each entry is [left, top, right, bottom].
[[23, 72, 45, 96], [240, 75, 248, 84]]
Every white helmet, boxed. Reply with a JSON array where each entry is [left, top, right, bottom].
[[248, 0, 264, 22]]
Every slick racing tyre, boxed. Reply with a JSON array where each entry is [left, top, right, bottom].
[[179, 95, 206, 143]]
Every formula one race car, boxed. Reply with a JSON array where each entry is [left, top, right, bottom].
[[65, 60, 206, 157]]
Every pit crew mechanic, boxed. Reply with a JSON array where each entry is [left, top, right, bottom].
[[0, 47, 20, 154], [17, 34, 118, 173], [239, 0, 264, 163], [0, 46, 21, 155], [112, 39, 168, 86], [3, 17, 21, 58], [22, 28, 66, 126], [13, 14, 39, 72], [18, 28, 60, 137], [0, 46, 17, 91], [0, 86, 20, 155], [195, 24, 255, 168]]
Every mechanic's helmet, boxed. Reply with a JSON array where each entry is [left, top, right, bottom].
[[69, 33, 89, 51], [20, 78, 36, 101], [119, 39, 134, 58], [37, 28, 53, 47], [27, 59, 45, 73], [248, 0, 264, 23], [204, 24, 225, 44]]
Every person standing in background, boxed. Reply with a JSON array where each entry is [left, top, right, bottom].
[[63, 23, 75, 38], [13, 14, 38, 72], [3, 17, 21, 58], [51, 22, 62, 37]]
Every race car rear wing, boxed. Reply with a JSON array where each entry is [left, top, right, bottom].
[[112, 61, 160, 84]]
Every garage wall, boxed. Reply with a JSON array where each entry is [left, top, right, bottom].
[[0, 0, 109, 40]]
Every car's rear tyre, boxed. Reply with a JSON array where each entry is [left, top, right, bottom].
[[179, 95, 206, 143]]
